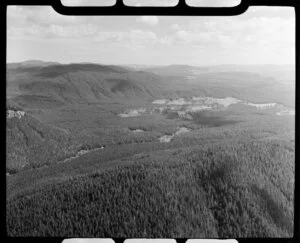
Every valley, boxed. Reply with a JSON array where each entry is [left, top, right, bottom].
[[6, 62, 295, 237]]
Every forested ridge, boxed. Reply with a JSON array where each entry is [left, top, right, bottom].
[[7, 139, 294, 237]]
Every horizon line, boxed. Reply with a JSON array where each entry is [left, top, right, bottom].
[[6, 59, 295, 67]]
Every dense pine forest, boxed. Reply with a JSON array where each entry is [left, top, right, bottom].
[[6, 62, 295, 237]]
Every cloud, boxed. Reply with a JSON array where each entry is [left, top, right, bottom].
[[136, 16, 159, 26], [183, 15, 294, 50], [171, 24, 180, 30], [175, 30, 213, 45], [8, 22, 99, 40], [6, 5, 294, 65], [48, 24, 98, 38], [159, 36, 174, 46], [91, 29, 159, 50], [170, 14, 294, 49], [7, 6, 79, 28], [129, 29, 157, 40]]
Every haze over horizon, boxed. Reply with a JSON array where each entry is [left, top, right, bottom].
[[7, 3, 294, 65], [6, 59, 295, 67]]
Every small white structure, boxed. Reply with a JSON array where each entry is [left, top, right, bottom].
[[7, 110, 25, 119], [245, 102, 277, 109], [152, 99, 168, 105], [213, 97, 241, 107], [132, 129, 144, 133], [276, 109, 295, 116], [118, 108, 146, 118], [167, 98, 192, 106], [159, 135, 173, 143]]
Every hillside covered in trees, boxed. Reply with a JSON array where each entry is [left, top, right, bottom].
[[6, 62, 295, 237]]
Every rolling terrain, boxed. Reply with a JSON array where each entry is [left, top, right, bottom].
[[6, 61, 295, 237], [6, 100, 78, 173]]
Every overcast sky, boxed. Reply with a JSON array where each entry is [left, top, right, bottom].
[[7, 1, 295, 65]]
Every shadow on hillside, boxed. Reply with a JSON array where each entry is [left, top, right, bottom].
[[191, 112, 240, 127], [251, 184, 293, 234]]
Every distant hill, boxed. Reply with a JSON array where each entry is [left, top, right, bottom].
[[140, 64, 295, 107], [144, 65, 211, 76], [122, 64, 162, 71], [210, 64, 295, 81], [7, 62, 295, 108], [7, 60, 61, 69], [7, 63, 154, 107], [143, 64, 295, 81], [6, 63, 205, 108]]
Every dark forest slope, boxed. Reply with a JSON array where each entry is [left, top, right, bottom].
[[7, 63, 184, 106], [6, 101, 76, 173], [7, 139, 294, 237]]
